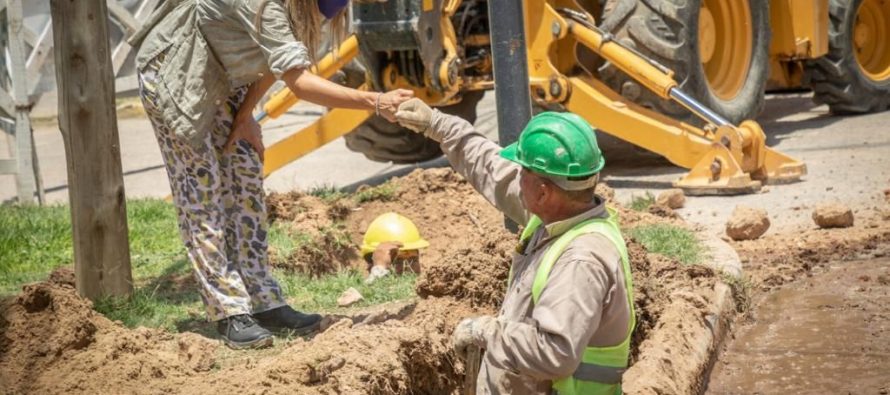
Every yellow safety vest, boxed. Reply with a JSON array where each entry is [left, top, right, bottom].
[[514, 207, 635, 395]]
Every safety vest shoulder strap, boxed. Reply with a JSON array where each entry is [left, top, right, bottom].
[[528, 208, 631, 306]]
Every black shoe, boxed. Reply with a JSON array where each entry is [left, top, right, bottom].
[[217, 314, 274, 350], [253, 306, 322, 335]]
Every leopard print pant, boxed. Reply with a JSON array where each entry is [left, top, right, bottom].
[[138, 53, 286, 321]]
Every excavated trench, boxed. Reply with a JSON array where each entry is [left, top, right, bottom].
[[6, 168, 888, 394]]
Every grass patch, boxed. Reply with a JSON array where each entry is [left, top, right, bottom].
[[278, 270, 416, 313], [629, 224, 704, 265], [268, 222, 314, 261], [0, 199, 187, 296], [353, 182, 397, 203], [629, 191, 656, 212], [3, 198, 413, 331], [94, 274, 203, 332], [0, 204, 73, 294], [307, 184, 347, 202]]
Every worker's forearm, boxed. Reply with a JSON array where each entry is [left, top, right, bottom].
[[432, 111, 528, 224], [237, 73, 276, 121], [482, 319, 581, 380], [283, 68, 377, 110]]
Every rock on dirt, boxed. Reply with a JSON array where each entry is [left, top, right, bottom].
[[812, 203, 854, 229], [656, 188, 686, 209], [725, 205, 770, 241], [337, 287, 364, 307]]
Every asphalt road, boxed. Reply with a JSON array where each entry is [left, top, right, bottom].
[[3, 90, 888, 235]]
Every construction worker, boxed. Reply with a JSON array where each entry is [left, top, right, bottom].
[[128, 0, 413, 349], [396, 99, 635, 394], [360, 212, 429, 283]]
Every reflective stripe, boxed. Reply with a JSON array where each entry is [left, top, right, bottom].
[[572, 363, 625, 385]]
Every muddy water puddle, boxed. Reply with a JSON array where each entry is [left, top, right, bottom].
[[706, 258, 890, 394]]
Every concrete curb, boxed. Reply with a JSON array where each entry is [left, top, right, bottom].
[[694, 232, 742, 394], [697, 281, 735, 394], [624, 231, 740, 394], [696, 231, 741, 393], [699, 232, 743, 279]]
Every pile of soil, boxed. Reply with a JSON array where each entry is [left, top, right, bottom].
[[2, 168, 724, 394], [415, 232, 513, 308], [0, 271, 218, 394], [265, 192, 358, 276]]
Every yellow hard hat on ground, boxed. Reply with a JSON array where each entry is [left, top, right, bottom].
[[360, 212, 430, 256]]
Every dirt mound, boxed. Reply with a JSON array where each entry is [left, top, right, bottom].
[[175, 298, 486, 394], [0, 276, 218, 394], [266, 192, 358, 276], [620, 237, 722, 395], [415, 232, 513, 308], [350, 168, 506, 268]]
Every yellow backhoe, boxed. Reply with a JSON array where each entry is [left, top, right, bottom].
[[257, 0, 890, 195]]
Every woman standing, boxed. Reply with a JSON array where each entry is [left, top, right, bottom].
[[129, 0, 412, 349]]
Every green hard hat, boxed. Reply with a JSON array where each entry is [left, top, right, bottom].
[[500, 112, 605, 178]]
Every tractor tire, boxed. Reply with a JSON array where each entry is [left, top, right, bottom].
[[597, 0, 770, 125], [344, 90, 485, 164], [804, 0, 890, 114]]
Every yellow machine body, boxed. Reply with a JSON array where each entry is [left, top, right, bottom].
[[253, 0, 890, 195]]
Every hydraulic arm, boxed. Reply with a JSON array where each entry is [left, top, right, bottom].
[[257, 1, 806, 195]]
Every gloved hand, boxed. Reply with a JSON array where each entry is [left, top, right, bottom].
[[452, 316, 496, 361], [364, 265, 391, 285], [395, 98, 434, 136]]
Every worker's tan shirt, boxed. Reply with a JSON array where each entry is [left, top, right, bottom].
[[430, 111, 632, 394]]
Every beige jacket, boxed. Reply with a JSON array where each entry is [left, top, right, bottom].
[[129, 0, 311, 150], [429, 112, 632, 394]]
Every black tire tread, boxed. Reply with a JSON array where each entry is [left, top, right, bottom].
[[597, 0, 770, 125], [804, 0, 890, 114]]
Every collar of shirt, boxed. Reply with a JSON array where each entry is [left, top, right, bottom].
[[538, 194, 609, 244]]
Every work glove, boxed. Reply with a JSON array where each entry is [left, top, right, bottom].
[[364, 265, 391, 285], [395, 98, 435, 137], [452, 316, 496, 361]]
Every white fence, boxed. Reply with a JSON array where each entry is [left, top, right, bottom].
[[1, 0, 156, 203]]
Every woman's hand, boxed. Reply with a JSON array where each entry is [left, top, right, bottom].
[[225, 115, 265, 161], [375, 89, 414, 122]]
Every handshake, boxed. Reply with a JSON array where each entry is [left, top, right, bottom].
[[392, 98, 436, 139]]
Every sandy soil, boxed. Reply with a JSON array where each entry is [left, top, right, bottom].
[[2, 168, 727, 394]]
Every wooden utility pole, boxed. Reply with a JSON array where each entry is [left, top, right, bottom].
[[50, 0, 133, 300]]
